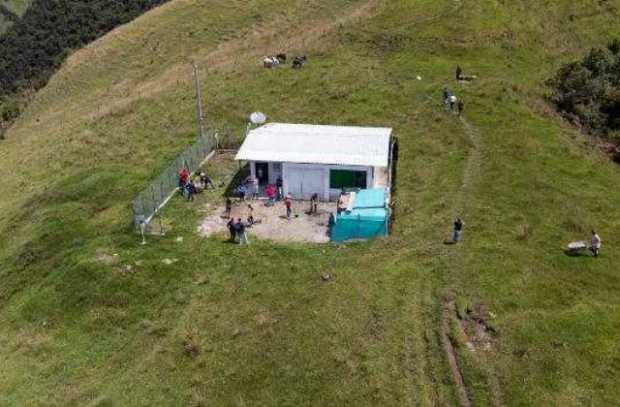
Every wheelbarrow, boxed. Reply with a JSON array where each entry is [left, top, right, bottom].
[[566, 241, 589, 256]]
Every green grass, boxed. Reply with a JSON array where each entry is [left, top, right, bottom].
[[0, 0, 620, 405]]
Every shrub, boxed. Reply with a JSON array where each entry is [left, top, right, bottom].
[[547, 39, 620, 139], [0, 0, 169, 105]]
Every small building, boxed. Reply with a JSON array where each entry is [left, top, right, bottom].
[[235, 123, 394, 201], [331, 188, 390, 242]]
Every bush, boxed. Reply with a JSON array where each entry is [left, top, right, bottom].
[[0, 0, 169, 100], [547, 39, 620, 139]]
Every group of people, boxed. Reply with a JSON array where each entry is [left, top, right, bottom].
[[235, 175, 285, 202], [263, 177, 284, 205], [222, 191, 299, 245], [451, 216, 604, 257], [441, 65, 475, 115], [178, 168, 215, 201]]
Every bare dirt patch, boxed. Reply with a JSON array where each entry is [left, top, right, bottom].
[[457, 303, 497, 352], [199, 198, 332, 243], [441, 298, 471, 407]]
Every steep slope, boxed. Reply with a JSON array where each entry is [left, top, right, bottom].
[[0, 0, 619, 405]]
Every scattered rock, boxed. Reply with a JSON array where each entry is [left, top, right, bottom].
[[195, 276, 209, 285], [95, 249, 120, 266], [321, 272, 333, 282], [119, 264, 134, 274], [162, 258, 178, 265], [176, 236, 184, 243], [551, 340, 566, 349]]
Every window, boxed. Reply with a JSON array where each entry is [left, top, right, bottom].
[[330, 169, 367, 189]]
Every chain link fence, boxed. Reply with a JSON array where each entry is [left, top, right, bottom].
[[132, 129, 219, 229]]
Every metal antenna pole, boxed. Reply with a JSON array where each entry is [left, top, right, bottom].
[[192, 62, 206, 139]]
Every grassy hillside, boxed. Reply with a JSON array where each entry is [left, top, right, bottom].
[[1, 0, 619, 405]]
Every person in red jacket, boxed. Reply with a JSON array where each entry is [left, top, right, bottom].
[[178, 168, 190, 192]]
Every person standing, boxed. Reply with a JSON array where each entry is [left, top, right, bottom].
[[178, 167, 189, 192], [276, 177, 283, 201], [227, 218, 236, 242], [453, 217, 464, 243], [284, 195, 293, 220], [237, 218, 249, 245], [310, 193, 319, 214], [457, 100, 464, 116], [185, 180, 196, 201], [238, 183, 247, 201], [449, 95, 458, 111], [251, 176, 259, 200], [247, 204, 255, 225], [442, 87, 451, 108], [225, 197, 232, 218], [456, 65, 463, 80], [590, 230, 602, 257]]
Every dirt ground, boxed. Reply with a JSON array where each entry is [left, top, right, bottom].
[[199, 198, 333, 243]]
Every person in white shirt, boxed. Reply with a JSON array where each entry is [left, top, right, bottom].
[[590, 231, 601, 257]]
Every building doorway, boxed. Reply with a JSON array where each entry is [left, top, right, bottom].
[[255, 162, 269, 186]]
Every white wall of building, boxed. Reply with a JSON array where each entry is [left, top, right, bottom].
[[249, 160, 380, 201]]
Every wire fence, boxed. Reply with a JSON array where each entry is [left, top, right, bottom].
[[132, 129, 219, 229]]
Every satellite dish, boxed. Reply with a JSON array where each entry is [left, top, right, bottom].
[[250, 112, 267, 125]]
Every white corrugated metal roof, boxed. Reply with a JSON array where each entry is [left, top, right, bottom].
[[235, 123, 392, 167]]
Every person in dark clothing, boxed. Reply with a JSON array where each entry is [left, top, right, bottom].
[[276, 177, 283, 200], [237, 184, 247, 201], [442, 87, 451, 107], [453, 217, 464, 243], [456, 65, 463, 80], [237, 218, 249, 245], [310, 193, 319, 214], [185, 180, 196, 201], [227, 218, 236, 242], [225, 198, 232, 218], [457, 100, 464, 116], [200, 172, 215, 189]]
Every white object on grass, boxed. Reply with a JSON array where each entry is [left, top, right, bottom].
[[250, 112, 267, 125]]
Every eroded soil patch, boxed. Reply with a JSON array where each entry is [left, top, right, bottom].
[[457, 303, 498, 352]]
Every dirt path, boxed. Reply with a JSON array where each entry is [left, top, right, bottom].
[[437, 116, 482, 407], [442, 299, 472, 407], [437, 114, 504, 406]]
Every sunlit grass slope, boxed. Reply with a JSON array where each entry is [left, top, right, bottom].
[[0, 0, 619, 405]]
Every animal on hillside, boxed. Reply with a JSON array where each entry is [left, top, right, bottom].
[[292, 55, 307, 69], [276, 53, 287, 63], [263, 56, 280, 68]]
